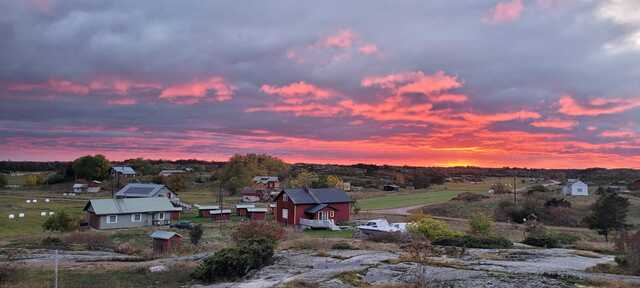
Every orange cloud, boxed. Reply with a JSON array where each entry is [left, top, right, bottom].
[[558, 95, 640, 116], [159, 77, 234, 103], [362, 71, 467, 103], [321, 29, 355, 48], [261, 81, 332, 100], [600, 130, 636, 138], [484, 0, 524, 24], [530, 118, 578, 129], [107, 98, 137, 106]]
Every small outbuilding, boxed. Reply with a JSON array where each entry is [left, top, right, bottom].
[[383, 184, 400, 192], [210, 209, 232, 221], [246, 207, 268, 221], [150, 231, 182, 254], [235, 204, 255, 217], [562, 179, 588, 196], [195, 204, 220, 217], [73, 183, 88, 193]]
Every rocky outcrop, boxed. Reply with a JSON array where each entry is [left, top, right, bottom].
[[194, 248, 640, 288]]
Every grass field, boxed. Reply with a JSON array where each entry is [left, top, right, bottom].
[[357, 177, 517, 210]]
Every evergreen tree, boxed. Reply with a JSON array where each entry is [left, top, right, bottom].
[[584, 193, 630, 241]]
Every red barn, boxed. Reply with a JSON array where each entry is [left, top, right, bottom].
[[150, 231, 182, 255], [275, 187, 352, 226], [195, 205, 220, 217], [247, 208, 268, 221], [210, 209, 231, 221], [235, 204, 255, 217]]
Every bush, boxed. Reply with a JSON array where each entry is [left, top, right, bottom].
[[115, 242, 140, 255], [64, 232, 113, 250], [469, 213, 494, 237], [433, 235, 512, 249], [331, 242, 354, 250], [407, 217, 463, 241], [0, 174, 7, 187], [41, 236, 67, 249], [452, 192, 489, 202], [45, 173, 66, 184], [539, 207, 581, 227], [0, 264, 17, 285], [523, 234, 560, 248], [544, 198, 571, 208], [615, 231, 640, 275], [42, 211, 78, 232], [231, 221, 285, 245], [193, 238, 275, 282], [367, 232, 409, 243], [190, 224, 203, 246]]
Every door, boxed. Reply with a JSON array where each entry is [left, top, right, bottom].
[[319, 211, 328, 220]]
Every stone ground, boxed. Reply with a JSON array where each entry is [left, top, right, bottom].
[[194, 248, 640, 288]]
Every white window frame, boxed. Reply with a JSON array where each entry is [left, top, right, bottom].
[[283, 194, 288, 201], [282, 208, 288, 219], [157, 212, 165, 220], [131, 213, 142, 222], [107, 215, 118, 224], [329, 210, 335, 218]]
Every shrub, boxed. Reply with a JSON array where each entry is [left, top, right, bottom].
[[539, 207, 581, 227], [41, 236, 67, 249], [45, 173, 66, 184], [523, 234, 560, 248], [0, 174, 7, 187], [367, 232, 408, 243], [42, 211, 78, 232], [64, 232, 113, 250], [231, 221, 285, 245], [469, 213, 494, 237], [452, 192, 489, 202], [190, 224, 203, 246], [615, 231, 640, 275], [528, 184, 549, 193], [192, 238, 275, 282], [407, 217, 463, 241], [0, 264, 17, 285], [115, 242, 140, 255], [544, 198, 571, 208], [433, 235, 512, 249], [331, 242, 354, 250], [552, 233, 580, 245]]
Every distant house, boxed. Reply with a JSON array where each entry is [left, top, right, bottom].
[[235, 204, 255, 217], [84, 198, 182, 229], [383, 184, 400, 192], [150, 231, 182, 254], [209, 209, 231, 221], [195, 204, 220, 217], [253, 176, 280, 191], [115, 183, 177, 199], [73, 183, 88, 193], [562, 179, 588, 196], [158, 170, 186, 177], [246, 207, 268, 221], [87, 181, 102, 193], [241, 187, 261, 203], [111, 166, 136, 177], [275, 187, 352, 226]]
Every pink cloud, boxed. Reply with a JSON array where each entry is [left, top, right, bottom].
[[9, 80, 90, 95], [159, 77, 234, 103], [558, 95, 640, 116], [321, 29, 355, 48], [363, 71, 467, 103], [261, 81, 332, 100], [484, 0, 524, 24], [107, 98, 137, 106], [358, 44, 379, 55], [530, 118, 578, 129], [600, 130, 636, 138]]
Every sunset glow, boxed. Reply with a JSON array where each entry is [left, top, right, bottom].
[[1, 1, 639, 168]]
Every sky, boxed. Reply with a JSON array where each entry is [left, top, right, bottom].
[[1, 0, 640, 168]]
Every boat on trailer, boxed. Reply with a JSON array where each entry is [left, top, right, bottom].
[[357, 219, 407, 236]]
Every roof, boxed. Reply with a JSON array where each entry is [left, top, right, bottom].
[[194, 204, 220, 210], [209, 209, 231, 214], [116, 183, 174, 198], [150, 231, 182, 240], [159, 170, 185, 175], [280, 187, 352, 205], [253, 176, 279, 184], [84, 198, 181, 215], [305, 204, 329, 213], [73, 184, 88, 188], [565, 179, 586, 187], [111, 166, 136, 175], [247, 207, 268, 213], [235, 204, 256, 209]]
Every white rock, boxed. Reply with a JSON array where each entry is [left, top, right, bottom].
[[149, 265, 168, 273], [33, 199, 38, 203], [41, 212, 47, 217], [45, 198, 50, 202], [18, 213, 25, 218], [49, 212, 55, 216], [26, 200, 31, 203], [8, 214, 15, 219]]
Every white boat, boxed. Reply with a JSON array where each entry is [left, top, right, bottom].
[[357, 219, 407, 236]]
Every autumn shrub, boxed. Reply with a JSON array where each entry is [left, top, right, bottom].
[[64, 232, 113, 250], [615, 231, 640, 275], [539, 207, 581, 227], [231, 221, 285, 245], [41, 236, 67, 249], [115, 242, 140, 255], [331, 242, 354, 250], [42, 211, 78, 232], [192, 238, 275, 282], [469, 213, 494, 237], [407, 217, 463, 241]]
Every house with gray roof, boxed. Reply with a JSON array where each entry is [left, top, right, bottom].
[[274, 187, 352, 226], [115, 183, 177, 199], [111, 166, 136, 177], [84, 198, 182, 229]]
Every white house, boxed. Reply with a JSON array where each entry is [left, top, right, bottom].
[[73, 183, 88, 193], [562, 179, 588, 196]]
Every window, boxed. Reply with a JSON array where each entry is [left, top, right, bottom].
[[577, 188, 583, 193], [329, 210, 335, 218], [107, 215, 118, 224], [157, 212, 165, 220], [131, 213, 142, 222], [282, 208, 288, 219], [283, 194, 288, 201]]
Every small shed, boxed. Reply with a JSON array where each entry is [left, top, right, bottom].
[[150, 231, 182, 254], [383, 184, 400, 192], [236, 204, 255, 217], [87, 181, 102, 193], [195, 204, 220, 217], [269, 203, 277, 215], [210, 209, 232, 221], [246, 207, 268, 221], [73, 183, 88, 193]]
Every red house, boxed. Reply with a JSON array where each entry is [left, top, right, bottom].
[[247, 208, 268, 221], [210, 209, 231, 221], [275, 187, 352, 226], [195, 205, 220, 217], [236, 204, 255, 217]]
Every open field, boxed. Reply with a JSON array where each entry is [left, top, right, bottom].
[[357, 177, 520, 210]]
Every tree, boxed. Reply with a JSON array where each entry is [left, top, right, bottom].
[[72, 155, 111, 181], [584, 193, 630, 241], [325, 175, 343, 188], [218, 154, 288, 194], [288, 169, 317, 188], [124, 158, 154, 175], [24, 175, 43, 186], [42, 211, 77, 232], [0, 174, 7, 187], [190, 224, 204, 246], [166, 174, 187, 192], [469, 213, 494, 237]]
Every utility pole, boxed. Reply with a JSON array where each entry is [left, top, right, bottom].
[[54, 249, 59, 288], [513, 175, 518, 205], [218, 180, 224, 232]]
